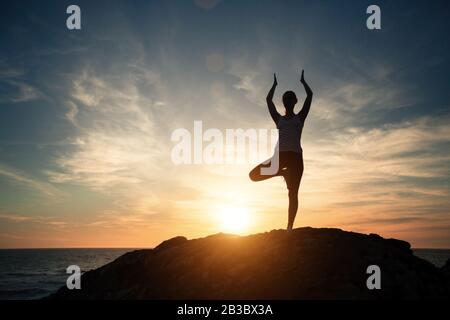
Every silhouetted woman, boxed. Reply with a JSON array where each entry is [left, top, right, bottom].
[[249, 70, 313, 231]]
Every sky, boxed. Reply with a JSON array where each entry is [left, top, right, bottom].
[[0, 0, 449, 248]]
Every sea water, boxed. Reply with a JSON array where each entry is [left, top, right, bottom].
[[0, 248, 134, 300]]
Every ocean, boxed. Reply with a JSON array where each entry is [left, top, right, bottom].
[[0, 248, 134, 300], [0, 248, 449, 300]]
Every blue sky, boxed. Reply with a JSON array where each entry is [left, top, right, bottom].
[[0, 0, 449, 248]]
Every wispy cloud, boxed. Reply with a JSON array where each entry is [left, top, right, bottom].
[[228, 55, 271, 108], [47, 68, 165, 190], [0, 68, 44, 103], [0, 163, 61, 197], [64, 101, 79, 125], [7, 80, 43, 103], [0, 212, 67, 227], [44, 62, 176, 224], [326, 82, 407, 112], [301, 116, 450, 228]]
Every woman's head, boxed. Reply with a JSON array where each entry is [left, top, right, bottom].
[[282, 91, 298, 111]]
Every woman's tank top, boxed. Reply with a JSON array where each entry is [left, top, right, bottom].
[[276, 115, 304, 153]]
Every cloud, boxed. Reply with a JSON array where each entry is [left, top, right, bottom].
[[7, 80, 43, 102], [0, 212, 67, 227], [45, 63, 176, 222], [0, 68, 44, 103], [228, 55, 271, 108], [0, 163, 61, 197], [311, 81, 413, 127], [308, 116, 450, 179], [64, 101, 79, 125], [301, 116, 450, 224], [48, 68, 165, 189], [227, 52, 414, 129], [0, 213, 33, 222]]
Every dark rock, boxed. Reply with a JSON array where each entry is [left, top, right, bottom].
[[442, 258, 450, 273], [154, 236, 187, 251], [46, 227, 450, 300], [442, 258, 450, 288]]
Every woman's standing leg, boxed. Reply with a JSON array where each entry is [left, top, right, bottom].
[[287, 188, 299, 231], [286, 154, 304, 231]]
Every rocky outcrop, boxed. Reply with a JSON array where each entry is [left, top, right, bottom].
[[442, 258, 450, 289], [47, 227, 449, 299]]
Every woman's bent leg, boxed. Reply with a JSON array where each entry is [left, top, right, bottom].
[[249, 159, 280, 182]]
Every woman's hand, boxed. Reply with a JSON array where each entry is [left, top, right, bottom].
[[273, 73, 278, 87], [300, 69, 305, 84]]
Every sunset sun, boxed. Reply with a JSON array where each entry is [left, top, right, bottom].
[[217, 206, 251, 234]]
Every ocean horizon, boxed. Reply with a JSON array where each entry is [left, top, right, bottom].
[[0, 247, 449, 300]]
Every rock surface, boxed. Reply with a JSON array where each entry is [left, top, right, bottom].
[[48, 227, 449, 299]]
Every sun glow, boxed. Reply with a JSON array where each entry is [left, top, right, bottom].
[[217, 206, 251, 234]]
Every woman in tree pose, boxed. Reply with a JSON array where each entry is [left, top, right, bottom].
[[249, 70, 313, 231]]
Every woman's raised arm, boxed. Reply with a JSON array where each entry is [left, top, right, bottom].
[[266, 73, 281, 124], [298, 70, 313, 120]]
